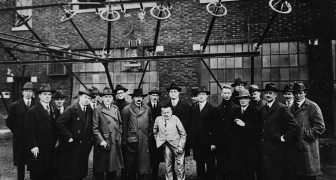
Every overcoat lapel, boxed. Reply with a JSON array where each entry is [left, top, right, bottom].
[[293, 100, 309, 115], [263, 101, 278, 119], [36, 102, 52, 121], [101, 106, 119, 121], [74, 102, 86, 125]]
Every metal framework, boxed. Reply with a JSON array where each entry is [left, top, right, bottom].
[[0, 0, 292, 113]]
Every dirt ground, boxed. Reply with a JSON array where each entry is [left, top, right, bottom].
[[1, 138, 335, 180]]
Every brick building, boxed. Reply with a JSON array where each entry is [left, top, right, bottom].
[[0, 0, 335, 138]]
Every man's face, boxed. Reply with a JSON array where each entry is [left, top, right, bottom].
[[102, 95, 113, 105], [54, 98, 65, 108], [22, 90, 34, 99], [39, 92, 52, 104], [79, 94, 92, 106], [191, 96, 199, 104], [133, 96, 143, 106], [169, 89, 179, 100], [264, 91, 277, 103], [150, 94, 159, 103], [294, 91, 306, 102], [91, 95, 98, 103], [284, 92, 294, 102], [161, 107, 172, 120], [116, 90, 126, 100], [221, 88, 232, 100], [234, 84, 244, 92], [251, 91, 261, 101], [239, 97, 251, 107], [197, 92, 208, 103]]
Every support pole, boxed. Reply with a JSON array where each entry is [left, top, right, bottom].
[[103, 4, 114, 91]]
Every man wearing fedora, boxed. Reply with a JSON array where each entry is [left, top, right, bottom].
[[190, 86, 216, 180], [259, 83, 298, 180], [190, 87, 199, 108], [113, 84, 130, 179], [92, 87, 124, 180], [249, 84, 266, 111], [56, 87, 94, 180], [6, 82, 36, 180], [231, 77, 248, 105], [24, 83, 59, 180], [228, 88, 262, 180], [283, 84, 295, 108], [213, 84, 239, 179], [52, 90, 67, 114], [90, 86, 101, 109], [121, 88, 151, 180], [291, 82, 325, 180], [147, 87, 163, 180]]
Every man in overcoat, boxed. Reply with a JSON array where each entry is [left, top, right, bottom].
[[259, 83, 298, 180], [283, 84, 294, 108], [291, 82, 325, 180], [190, 86, 216, 180], [92, 87, 124, 180], [24, 83, 58, 180], [147, 87, 163, 180], [213, 84, 239, 179], [52, 90, 67, 114], [56, 88, 94, 180], [121, 88, 152, 180], [231, 77, 247, 105], [249, 84, 266, 111], [6, 82, 35, 180]]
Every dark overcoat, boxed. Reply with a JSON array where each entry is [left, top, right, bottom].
[[92, 104, 124, 172], [24, 102, 58, 172], [6, 98, 35, 166], [121, 102, 152, 174], [113, 99, 130, 113], [56, 101, 93, 179], [226, 105, 262, 174], [166, 99, 191, 156], [290, 99, 325, 177], [189, 102, 216, 160], [260, 100, 298, 180]]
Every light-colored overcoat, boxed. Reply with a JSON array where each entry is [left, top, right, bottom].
[[92, 103, 124, 172], [290, 98, 325, 177], [121, 102, 152, 174]]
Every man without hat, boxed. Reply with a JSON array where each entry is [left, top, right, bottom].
[[52, 90, 67, 114], [121, 88, 151, 180], [259, 83, 298, 180], [113, 84, 130, 179], [283, 84, 295, 108], [249, 84, 266, 111], [190, 86, 217, 180], [6, 82, 36, 180], [56, 87, 94, 180], [92, 87, 124, 180], [147, 87, 164, 180], [24, 83, 59, 180], [213, 84, 239, 179], [291, 82, 325, 180], [227, 88, 262, 180]]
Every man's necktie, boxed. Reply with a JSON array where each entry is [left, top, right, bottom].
[[241, 108, 244, 114], [107, 105, 110, 109], [27, 100, 31, 107], [46, 105, 50, 116]]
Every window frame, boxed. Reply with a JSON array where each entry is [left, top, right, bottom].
[[11, 0, 32, 31]]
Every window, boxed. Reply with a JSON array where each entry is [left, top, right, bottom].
[[12, 0, 32, 31], [201, 41, 309, 105], [72, 48, 158, 102], [47, 51, 69, 76]]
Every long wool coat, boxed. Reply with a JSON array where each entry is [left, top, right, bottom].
[[56, 101, 93, 179], [6, 98, 35, 166], [24, 102, 58, 172], [92, 104, 124, 172], [121, 102, 152, 174], [260, 100, 298, 180], [290, 98, 325, 177]]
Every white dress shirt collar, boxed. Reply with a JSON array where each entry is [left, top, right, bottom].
[[297, 98, 306, 108], [171, 98, 179, 107], [267, 100, 275, 108]]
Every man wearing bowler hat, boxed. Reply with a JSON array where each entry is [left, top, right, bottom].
[[121, 88, 151, 180], [90, 86, 101, 109], [249, 84, 266, 111], [190, 87, 199, 108], [291, 82, 325, 180], [56, 87, 94, 180], [24, 83, 58, 180], [52, 90, 67, 114], [259, 83, 298, 180], [282, 84, 295, 108], [6, 82, 36, 180], [190, 86, 216, 180], [147, 87, 163, 180]]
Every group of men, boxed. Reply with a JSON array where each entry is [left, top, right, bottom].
[[5, 77, 325, 180]]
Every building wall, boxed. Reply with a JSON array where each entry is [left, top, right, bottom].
[[0, 0, 335, 135]]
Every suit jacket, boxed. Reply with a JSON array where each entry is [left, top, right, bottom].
[[260, 100, 298, 180], [24, 102, 58, 171], [6, 98, 35, 166], [290, 98, 325, 177], [166, 99, 191, 132], [153, 115, 187, 149], [56, 101, 93, 178]]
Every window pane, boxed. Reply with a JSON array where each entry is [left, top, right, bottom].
[[210, 58, 218, 68], [127, 72, 136, 83], [226, 58, 235, 68], [271, 68, 280, 81], [299, 42, 307, 53], [226, 44, 234, 53], [262, 43, 271, 55], [289, 42, 298, 54], [243, 57, 250, 68], [235, 44, 242, 52], [150, 61, 157, 71], [210, 83, 218, 95], [243, 69, 251, 82], [279, 42, 288, 54], [289, 55, 298, 66], [201, 58, 209, 69], [279, 55, 289, 67], [235, 57, 243, 68], [300, 67, 309, 80], [299, 54, 308, 66], [280, 68, 289, 80], [225, 69, 235, 81], [201, 69, 210, 84], [271, 55, 280, 67], [218, 45, 225, 53], [210, 45, 218, 53], [209, 70, 218, 82], [217, 70, 225, 82], [290, 68, 299, 80], [235, 69, 243, 79], [218, 58, 225, 68], [262, 68, 271, 81], [271, 43, 280, 54], [262, 56, 271, 67], [254, 68, 262, 81], [254, 56, 262, 68]]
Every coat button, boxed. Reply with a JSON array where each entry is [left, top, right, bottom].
[[108, 122, 110, 124], [79, 140, 82, 143], [77, 118, 80, 121], [146, 138, 148, 141], [78, 130, 80, 134]]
